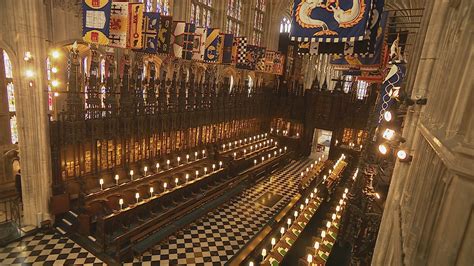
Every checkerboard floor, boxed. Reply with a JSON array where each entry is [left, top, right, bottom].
[[0, 231, 103, 265], [127, 158, 312, 265]]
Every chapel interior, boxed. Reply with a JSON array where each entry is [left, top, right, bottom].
[[0, 0, 472, 265]]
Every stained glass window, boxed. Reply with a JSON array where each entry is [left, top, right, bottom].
[[146, 0, 152, 12], [280, 17, 291, 33], [226, 0, 242, 35], [356, 80, 369, 100], [343, 75, 353, 93], [253, 0, 265, 45], [100, 58, 106, 83], [7, 83, 15, 112], [10, 115, 18, 144], [191, 0, 212, 27], [3, 50, 13, 78], [156, 0, 170, 15]]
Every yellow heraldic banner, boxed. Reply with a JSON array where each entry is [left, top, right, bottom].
[[82, 0, 112, 45], [128, 3, 144, 49]]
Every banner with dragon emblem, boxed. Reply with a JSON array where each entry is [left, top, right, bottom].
[[108, 1, 128, 48], [182, 23, 196, 60], [192, 27, 206, 61], [157, 16, 172, 54], [291, 0, 373, 43], [127, 3, 144, 49], [331, 11, 388, 71], [82, 0, 112, 45], [204, 28, 221, 63], [171, 21, 186, 58], [138, 12, 160, 54]]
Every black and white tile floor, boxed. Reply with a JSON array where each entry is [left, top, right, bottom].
[[0, 231, 103, 265], [0, 159, 311, 265], [127, 158, 311, 265]]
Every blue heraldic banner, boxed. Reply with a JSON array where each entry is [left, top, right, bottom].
[[331, 11, 388, 71], [82, 0, 112, 45], [291, 0, 373, 42], [157, 16, 172, 54], [204, 28, 221, 63], [238, 45, 264, 70], [140, 12, 160, 54], [222, 34, 234, 64]]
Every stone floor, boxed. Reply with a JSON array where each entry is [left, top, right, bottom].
[[0, 159, 311, 265]]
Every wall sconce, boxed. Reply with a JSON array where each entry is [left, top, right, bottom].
[[397, 149, 413, 162]]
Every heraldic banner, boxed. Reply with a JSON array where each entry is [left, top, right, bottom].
[[204, 28, 221, 63], [192, 27, 206, 61], [290, 0, 373, 42], [128, 3, 144, 49], [140, 12, 160, 54], [83, 0, 112, 45], [157, 16, 172, 54], [108, 1, 128, 48]]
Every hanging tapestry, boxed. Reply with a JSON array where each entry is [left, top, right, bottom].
[[139, 12, 160, 53], [376, 62, 406, 123], [235, 37, 248, 68], [273, 52, 285, 75], [221, 34, 234, 64], [204, 28, 221, 63], [182, 23, 196, 60], [82, 0, 112, 45], [127, 3, 144, 49], [192, 27, 206, 61], [331, 11, 388, 71], [108, 1, 129, 48], [157, 16, 172, 54], [170, 21, 186, 58], [264, 50, 275, 73], [290, 0, 373, 43], [255, 47, 267, 72]]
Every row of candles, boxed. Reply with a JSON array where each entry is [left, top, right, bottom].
[[233, 139, 277, 159], [269, 128, 300, 138], [306, 168, 358, 265], [222, 133, 269, 152], [322, 154, 346, 182], [300, 155, 325, 179], [252, 146, 287, 165], [249, 186, 320, 265], [115, 162, 224, 210], [97, 150, 218, 190]]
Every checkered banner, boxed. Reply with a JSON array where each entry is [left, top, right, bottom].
[[290, 0, 373, 43], [108, 1, 128, 48], [192, 27, 206, 61], [82, 0, 112, 45], [234, 37, 247, 67]]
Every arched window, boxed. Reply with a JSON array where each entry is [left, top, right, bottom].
[[280, 17, 291, 33], [356, 80, 369, 100], [253, 0, 265, 45], [191, 0, 212, 27], [226, 0, 242, 35], [1, 50, 18, 144], [156, 0, 170, 15], [343, 75, 353, 93]]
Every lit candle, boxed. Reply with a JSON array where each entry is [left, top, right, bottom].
[[195, 170, 199, 178], [202, 150, 205, 157], [150, 187, 154, 196], [186, 154, 189, 163], [234, 141, 237, 146], [175, 178, 179, 186], [254, 159, 257, 165], [305, 198, 309, 205], [99, 178, 104, 190], [310, 193, 314, 198], [115, 174, 119, 185], [294, 211, 298, 219], [274, 151, 277, 156], [344, 188, 349, 193], [261, 249, 267, 260], [239, 140, 242, 145], [156, 162, 160, 171], [336, 206, 341, 212], [163, 182, 167, 191], [339, 199, 343, 205], [229, 142, 232, 148], [219, 161, 223, 169], [287, 218, 292, 228], [300, 204, 304, 211], [311, 164, 314, 168], [332, 213, 336, 221], [249, 262, 254, 266], [186, 173, 189, 182], [279, 148, 282, 153], [314, 188, 318, 193], [284, 146, 287, 151], [177, 157, 181, 165], [167, 159, 170, 169], [204, 167, 207, 175], [268, 154, 271, 158], [130, 170, 134, 180], [271, 237, 276, 248], [270, 128, 273, 132], [222, 144, 225, 150], [261, 156, 264, 162], [135, 192, 140, 203], [233, 152, 237, 159], [321, 230, 326, 240], [307, 254, 313, 264], [280, 227, 285, 236], [326, 221, 331, 229], [343, 193, 347, 199], [314, 241, 320, 250], [119, 198, 123, 210], [323, 175, 327, 181], [144, 166, 148, 176], [194, 151, 198, 160], [212, 164, 216, 171], [275, 141, 278, 146], [244, 149, 246, 155]]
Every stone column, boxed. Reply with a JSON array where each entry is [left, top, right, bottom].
[[0, 0, 53, 227]]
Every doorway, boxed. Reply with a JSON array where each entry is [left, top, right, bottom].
[[310, 128, 333, 159]]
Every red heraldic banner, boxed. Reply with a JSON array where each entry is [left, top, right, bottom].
[[108, 1, 128, 48]]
